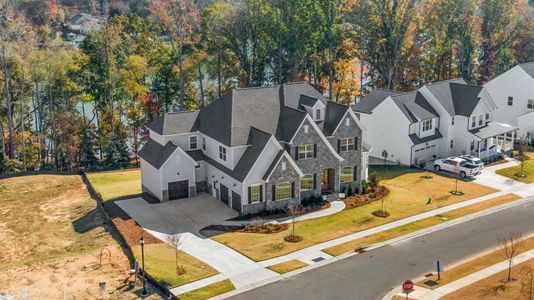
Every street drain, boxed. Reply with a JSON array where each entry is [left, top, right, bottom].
[[312, 257, 325, 263]]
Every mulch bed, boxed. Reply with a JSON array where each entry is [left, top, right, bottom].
[[343, 186, 390, 210], [113, 218, 161, 246], [228, 201, 331, 222], [202, 223, 289, 234], [103, 199, 161, 246]]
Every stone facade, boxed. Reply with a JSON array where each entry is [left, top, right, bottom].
[[328, 112, 363, 193], [242, 155, 301, 215], [290, 118, 341, 198]]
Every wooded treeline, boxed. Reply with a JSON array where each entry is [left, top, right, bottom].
[[1, 0, 533, 173]]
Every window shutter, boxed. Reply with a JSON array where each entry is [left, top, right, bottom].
[[291, 182, 295, 198], [248, 187, 252, 204], [313, 173, 317, 189], [295, 147, 299, 161], [260, 185, 263, 202], [353, 166, 358, 182], [313, 144, 318, 158], [272, 185, 276, 201], [337, 139, 341, 153], [354, 137, 358, 151]]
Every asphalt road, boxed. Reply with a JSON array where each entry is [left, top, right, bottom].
[[230, 196, 534, 300]]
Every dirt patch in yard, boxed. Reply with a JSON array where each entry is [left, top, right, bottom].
[[0, 174, 161, 299]]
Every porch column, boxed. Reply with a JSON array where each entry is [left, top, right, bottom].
[[511, 131, 515, 149], [478, 140, 481, 158]]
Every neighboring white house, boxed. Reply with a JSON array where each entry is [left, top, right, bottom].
[[139, 82, 369, 215], [484, 62, 534, 140], [355, 79, 518, 166]]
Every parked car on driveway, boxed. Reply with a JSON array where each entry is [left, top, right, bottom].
[[434, 157, 482, 178], [460, 155, 485, 170]]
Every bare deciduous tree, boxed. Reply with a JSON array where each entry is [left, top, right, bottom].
[[284, 205, 304, 242], [499, 232, 523, 283], [167, 233, 186, 275]]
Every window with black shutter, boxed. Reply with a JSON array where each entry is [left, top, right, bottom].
[[313, 173, 317, 189], [337, 139, 341, 153], [291, 182, 295, 198], [294, 147, 299, 161], [355, 137, 358, 150], [272, 185, 276, 201], [353, 166, 358, 182], [260, 185, 263, 202], [313, 144, 317, 157], [248, 187, 252, 204]]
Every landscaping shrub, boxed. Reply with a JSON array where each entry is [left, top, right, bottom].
[[361, 180, 368, 194], [243, 218, 287, 234], [301, 195, 324, 207], [343, 185, 390, 210], [368, 172, 381, 188]]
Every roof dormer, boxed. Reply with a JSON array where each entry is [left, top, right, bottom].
[[299, 95, 325, 122]]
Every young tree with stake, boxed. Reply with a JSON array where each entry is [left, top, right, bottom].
[[499, 232, 523, 283]]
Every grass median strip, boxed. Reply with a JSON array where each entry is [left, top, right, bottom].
[[441, 257, 534, 299], [416, 234, 534, 290], [131, 243, 219, 289], [212, 171, 497, 261], [323, 194, 520, 256], [267, 259, 309, 274], [178, 279, 235, 300], [86, 169, 141, 200]]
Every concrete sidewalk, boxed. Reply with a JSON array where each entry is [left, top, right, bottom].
[[260, 189, 514, 267], [221, 200, 346, 226], [386, 247, 534, 300], [473, 158, 525, 191]]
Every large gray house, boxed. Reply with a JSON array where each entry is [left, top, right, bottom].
[[139, 82, 369, 214]]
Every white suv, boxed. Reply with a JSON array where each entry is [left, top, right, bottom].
[[434, 157, 482, 178]]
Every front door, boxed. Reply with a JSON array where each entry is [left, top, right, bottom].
[[321, 169, 332, 191]]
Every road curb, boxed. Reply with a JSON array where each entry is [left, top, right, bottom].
[[210, 195, 534, 300], [382, 230, 534, 300]]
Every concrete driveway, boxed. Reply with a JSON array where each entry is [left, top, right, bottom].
[[115, 193, 278, 292], [115, 193, 238, 237]]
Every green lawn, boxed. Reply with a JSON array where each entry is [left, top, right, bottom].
[[132, 243, 218, 289], [178, 279, 235, 300], [212, 171, 497, 261], [86, 169, 141, 200], [496, 152, 534, 183]]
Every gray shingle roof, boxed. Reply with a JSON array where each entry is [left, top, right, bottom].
[[138, 139, 177, 169], [262, 150, 285, 181], [469, 122, 518, 139], [424, 79, 483, 117], [282, 82, 329, 109], [147, 82, 342, 147], [323, 101, 350, 136], [354, 89, 402, 113], [409, 130, 443, 145], [187, 127, 272, 182], [391, 92, 439, 122], [146, 111, 200, 135], [519, 62, 534, 79]]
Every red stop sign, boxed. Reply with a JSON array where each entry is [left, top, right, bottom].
[[402, 279, 414, 292]]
